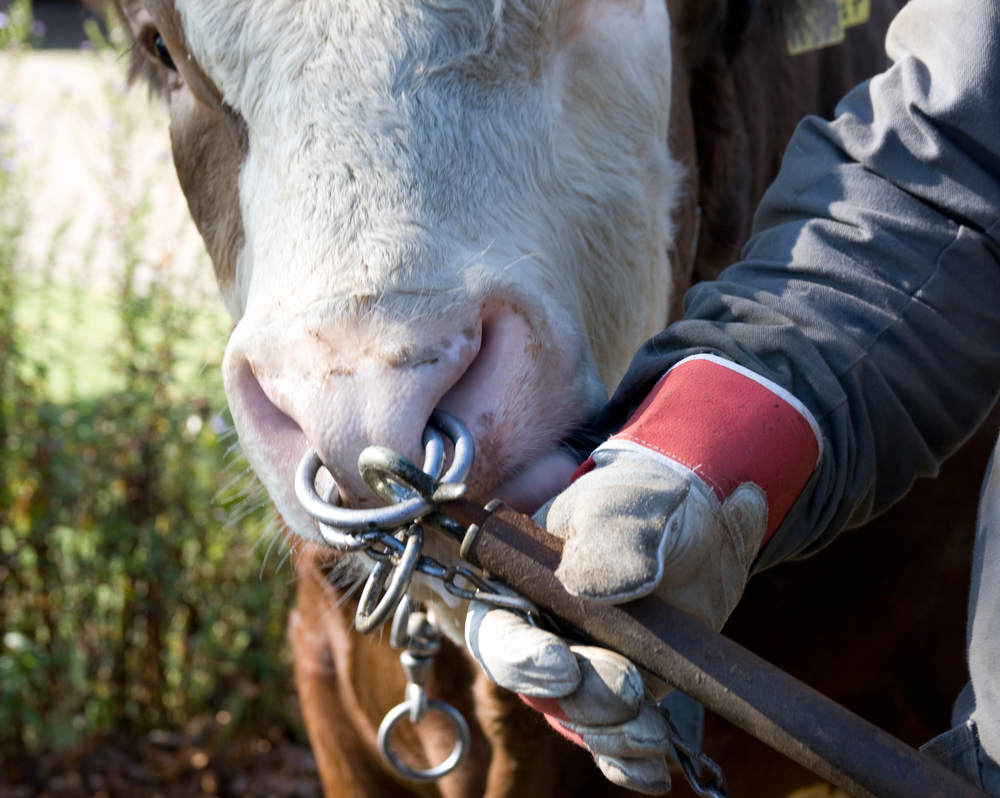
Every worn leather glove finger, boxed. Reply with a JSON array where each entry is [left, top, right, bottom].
[[465, 605, 645, 722], [552, 702, 672, 758], [465, 600, 580, 697], [550, 645, 645, 726], [595, 754, 672, 796]]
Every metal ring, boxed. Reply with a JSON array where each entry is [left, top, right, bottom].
[[420, 425, 445, 481], [295, 448, 432, 533], [377, 699, 471, 784], [360, 446, 441, 506], [429, 410, 474, 485], [389, 596, 413, 649], [293, 412, 473, 535], [315, 482, 368, 550], [355, 526, 423, 634]]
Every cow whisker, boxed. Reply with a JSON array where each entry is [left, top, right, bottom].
[[213, 465, 257, 506], [258, 523, 287, 578], [226, 497, 272, 529], [246, 511, 282, 559], [335, 572, 368, 615]]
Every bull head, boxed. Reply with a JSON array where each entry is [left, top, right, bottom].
[[117, 0, 681, 587]]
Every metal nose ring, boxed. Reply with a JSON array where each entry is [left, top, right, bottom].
[[294, 410, 474, 541]]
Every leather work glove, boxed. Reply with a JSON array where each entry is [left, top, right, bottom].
[[466, 355, 822, 794]]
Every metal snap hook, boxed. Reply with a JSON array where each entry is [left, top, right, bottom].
[[354, 525, 424, 634], [390, 596, 414, 649], [377, 698, 471, 784]]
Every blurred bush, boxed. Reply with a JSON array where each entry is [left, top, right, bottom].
[[0, 0, 297, 758]]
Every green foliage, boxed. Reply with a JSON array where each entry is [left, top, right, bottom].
[[0, 2, 297, 755], [0, 0, 42, 52]]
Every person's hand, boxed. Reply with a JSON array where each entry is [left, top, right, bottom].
[[465, 355, 822, 794]]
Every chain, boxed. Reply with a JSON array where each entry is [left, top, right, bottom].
[[660, 704, 733, 798], [332, 518, 541, 633], [293, 411, 731, 796], [376, 600, 471, 783], [294, 411, 540, 633]]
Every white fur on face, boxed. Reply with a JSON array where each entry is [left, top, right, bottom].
[[172, 0, 680, 542]]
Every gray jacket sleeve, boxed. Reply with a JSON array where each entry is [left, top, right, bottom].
[[589, 0, 1000, 569]]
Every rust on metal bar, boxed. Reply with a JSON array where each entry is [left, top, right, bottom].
[[441, 497, 987, 798]]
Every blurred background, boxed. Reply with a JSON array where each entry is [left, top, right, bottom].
[[0, 2, 321, 795]]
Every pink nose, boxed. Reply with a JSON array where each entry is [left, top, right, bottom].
[[222, 304, 534, 508]]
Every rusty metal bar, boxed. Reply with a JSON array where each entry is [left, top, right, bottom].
[[443, 497, 988, 798]]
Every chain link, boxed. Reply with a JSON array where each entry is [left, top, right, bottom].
[[660, 705, 733, 798], [311, 518, 542, 628]]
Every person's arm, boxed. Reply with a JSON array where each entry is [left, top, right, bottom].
[[590, 0, 1000, 569]]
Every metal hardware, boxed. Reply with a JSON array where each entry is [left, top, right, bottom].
[[293, 410, 727, 794], [294, 417, 512, 783], [660, 704, 732, 798], [378, 700, 470, 783], [390, 595, 414, 650], [294, 411, 537, 634], [354, 524, 423, 634], [293, 410, 471, 537], [377, 605, 470, 783]]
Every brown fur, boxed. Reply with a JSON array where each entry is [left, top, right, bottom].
[[168, 86, 245, 292], [119, 0, 246, 293]]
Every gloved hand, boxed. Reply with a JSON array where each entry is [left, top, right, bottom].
[[466, 355, 822, 794]]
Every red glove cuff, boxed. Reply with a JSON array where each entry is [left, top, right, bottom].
[[574, 355, 821, 545]]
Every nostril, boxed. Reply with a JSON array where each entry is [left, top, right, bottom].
[[437, 305, 533, 424], [226, 359, 318, 493], [449, 315, 491, 398], [231, 360, 306, 441]]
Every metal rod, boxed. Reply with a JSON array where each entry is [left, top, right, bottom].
[[445, 497, 988, 798]]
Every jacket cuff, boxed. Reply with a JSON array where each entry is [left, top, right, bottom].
[[575, 355, 822, 545]]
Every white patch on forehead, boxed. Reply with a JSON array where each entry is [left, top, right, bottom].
[[176, 0, 561, 315], [175, 0, 513, 133]]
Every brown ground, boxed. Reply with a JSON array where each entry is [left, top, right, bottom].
[[0, 721, 323, 798]]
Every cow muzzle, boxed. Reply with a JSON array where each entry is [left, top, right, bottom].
[[221, 299, 555, 540]]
